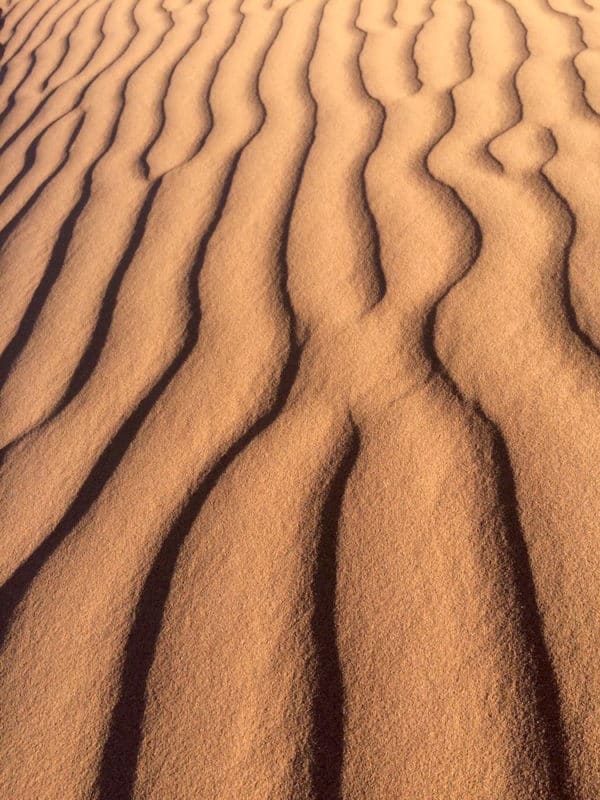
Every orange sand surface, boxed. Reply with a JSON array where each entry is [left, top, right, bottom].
[[1, 0, 600, 797]]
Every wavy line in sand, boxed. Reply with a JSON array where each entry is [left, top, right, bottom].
[[3, 0, 600, 794], [143, 0, 245, 177], [536, 131, 600, 361], [138, 0, 214, 179], [0, 5, 255, 467], [308, 419, 359, 800], [2, 0, 94, 89], [0, 23, 302, 797], [421, 2, 572, 796], [7, 0, 240, 432], [352, 0, 389, 305], [0, 0, 237, 318], [0, 2, 339, 796], [0, 1, 293, 603], [0, 0, 86, 125], [95, 5, 326, 794], [0, 0, 212, 444], [40, 0, 108, 91], [1, 0, 81, 66], [326, 0, 574, 795], [0, 109, 84, 238], [504, 0, 600, 356], [0, 0, 287, 601], [0, 0, 101, 121], [0, 0, 152, 156]]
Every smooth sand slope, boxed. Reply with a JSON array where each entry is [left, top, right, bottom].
[[1, 0, 600, 797]]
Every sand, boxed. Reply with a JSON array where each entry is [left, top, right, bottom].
[[1, 0, 600, 796]]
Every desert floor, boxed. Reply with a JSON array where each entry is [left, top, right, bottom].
[[1, 0, 600, 797]]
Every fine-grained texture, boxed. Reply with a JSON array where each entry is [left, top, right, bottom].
[[1, 0, 599, 797]]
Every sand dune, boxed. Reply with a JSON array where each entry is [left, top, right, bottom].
[[1, 0, 600, 797]]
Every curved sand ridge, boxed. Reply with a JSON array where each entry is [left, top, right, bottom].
[[1, 0, 600, 797]]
